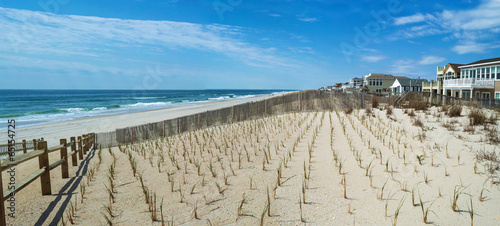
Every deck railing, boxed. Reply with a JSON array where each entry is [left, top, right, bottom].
[[443, 78, 495, 88]]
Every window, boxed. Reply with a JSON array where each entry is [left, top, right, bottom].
[[482, 92, 490, 99], [476, 91, 481, 98], [481, 68, 485, 79], [486, 67, 490, 79], [497, 66, 500, 79], [376, 89, 382, 93], [496, 92, 500, 99]]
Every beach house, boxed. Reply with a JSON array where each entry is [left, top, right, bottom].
[[390, 78, 428, 94], [443, 57, 500, 99], [422, 63, 463, 95], [363, 73, 409, 94], [348, 77, 363, 89]]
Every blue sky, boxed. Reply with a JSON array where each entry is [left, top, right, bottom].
[[0, 0, 499, 90]]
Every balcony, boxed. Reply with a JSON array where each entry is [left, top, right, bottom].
[[443, 78, 495, 88]]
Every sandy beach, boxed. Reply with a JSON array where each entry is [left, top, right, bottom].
[[3, 102, 500, 225]]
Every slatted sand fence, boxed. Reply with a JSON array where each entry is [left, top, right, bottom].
[[98, 90, 352, 147], [0, 133, 96, 225]]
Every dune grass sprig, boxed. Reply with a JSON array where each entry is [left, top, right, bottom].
[[103, 203, 115, 218], [419, 193, 436, 223], [452, 185, 470, 212], [339, 159, 345, 174], [267, 187, 272, 217], [193, 200, 199, 219], [412, 183, 420, 206], [379, 179, 389, 200], [343, 175, 347, 199], [80, 182, 86, 203], [393, 195, 406, 226], [479, 179, 489, 202], [260, 203, 267, 226], [467, 197, 474, 226], [366, 159, 375, 176], [385, 190, 397, 217], [299, 192, 305, 222], [238, 194, 247, 217]]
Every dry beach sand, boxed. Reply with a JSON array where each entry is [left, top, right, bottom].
[[2, 103, 500, 225]]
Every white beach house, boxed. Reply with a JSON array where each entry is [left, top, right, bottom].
[[443, 57, 500, 99], [390, 78, 428, 94]]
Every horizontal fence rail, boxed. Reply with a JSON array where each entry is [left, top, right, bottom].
[[0, 133, 96, 225], [0, 139, 38, 156]]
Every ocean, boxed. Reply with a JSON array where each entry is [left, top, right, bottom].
[[0, 89, 292, 130]]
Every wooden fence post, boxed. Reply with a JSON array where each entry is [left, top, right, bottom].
[[87, 133, 92, 152], [78, 136, 83, 160], [60, 139, 69, 178], [86, 134, 90, 154], [85, 134, 89, 155], [33, 139, 37, 151], [93, 133, 96, 150], [87, 134, 90, 152], [82, 134, 86, 155], [163, 120, 166, 137], [71, 137, 77, 166], [38, 141, 51, 195], [22, 139, 27, 154]]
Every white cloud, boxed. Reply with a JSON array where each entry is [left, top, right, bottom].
[[419, 55, 446, 65], [268, 13, 281, 17], [389, 60, 417, 75], [288, 47, 315, 54], [361, 48, 377, 52], [0, 7, 294, 69], [298, 17, 319, 22], [361, 55, 385, 63], [394, 13, 429, 25], [391, 0, 500, 50], [452, 41, 493, 54], [290, 34, 309, 43]]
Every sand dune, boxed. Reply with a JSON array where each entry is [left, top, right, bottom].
[[4, 105, 500, 225]]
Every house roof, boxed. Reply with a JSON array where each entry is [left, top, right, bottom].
[[366, 73, 409, 79], [463, 57, 500, 66], [448, 63, 464, 72], [395, 78, 428, 87]]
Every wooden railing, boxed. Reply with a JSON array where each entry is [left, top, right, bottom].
[[0, 133, 96, 225], [0, 139, 38, 156]]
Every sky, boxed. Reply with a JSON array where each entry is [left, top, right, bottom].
[[0, 0, 499, 90]]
